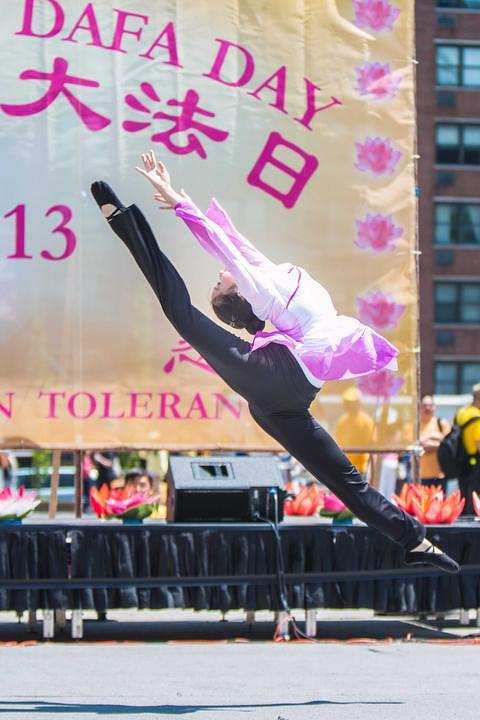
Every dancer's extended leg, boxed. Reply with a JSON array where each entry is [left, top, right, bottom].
[[250, 406, 460, 572], [91, 183, 259, 398], [250, 406, 423, 549]]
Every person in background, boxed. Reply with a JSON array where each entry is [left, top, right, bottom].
[[124, 468, 167, 519], [375, 405, 401, 500], [139, 450, 170, 482], [135, 472, 154, 494], [0, 451, 12, 489], [396, 409, 415, 487], [81, 451, 97, 512], [456, 383, 480, 515], [419, 395, 450, 491], [92, 451, 118, 489], [334, 387, 374, 481], [124, 468, 154, 495]]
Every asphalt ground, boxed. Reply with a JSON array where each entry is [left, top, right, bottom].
[[0, 609, 479, 720]]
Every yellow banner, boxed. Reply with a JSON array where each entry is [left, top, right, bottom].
[[0, 0, 417, 450]]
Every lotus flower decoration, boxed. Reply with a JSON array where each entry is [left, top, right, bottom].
[[358, 369, 404, 398], [355, 137, 402, 176], [319, 492, 355, 521], [393, 483, 464, 524], [284, 482, 324, 516], [355, 62, 401, 100], [352, 0, 401, 32], [90, 483, 160, 520], [354, 213, 403, 253], [0, 486, 40, 521], [357, 290, 405, 330]]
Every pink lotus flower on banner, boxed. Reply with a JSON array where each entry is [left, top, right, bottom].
[[358, 369, 404, 398], [355, 213, 403, 253], [355, 62, 400, 99], [352, 0, 401, 32], [357, 290, 405, 330], [355, 137, 402, 175]]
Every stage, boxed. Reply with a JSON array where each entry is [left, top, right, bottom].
[[1, 518, 479, 618]]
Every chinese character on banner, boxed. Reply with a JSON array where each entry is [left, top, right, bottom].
[[123, 82, 229, 158], [163, 339, 216, 375], [247, 131, 319, 208], [0, 57, 111, 131]]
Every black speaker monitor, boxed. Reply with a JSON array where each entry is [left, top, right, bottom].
[[166, 455, 285, 523]]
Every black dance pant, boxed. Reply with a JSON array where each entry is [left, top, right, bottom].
[[109, 204, 425, 551]]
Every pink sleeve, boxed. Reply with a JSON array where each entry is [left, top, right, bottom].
[[175, 199, 276, 320], [175, 199, 242, 267], [204, 198, 274, 269]]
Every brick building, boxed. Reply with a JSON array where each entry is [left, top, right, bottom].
[[416, 0, 480, 399]]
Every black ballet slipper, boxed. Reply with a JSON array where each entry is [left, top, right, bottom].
[[90, 181, 126, 221], [404, 545, 460, 575]]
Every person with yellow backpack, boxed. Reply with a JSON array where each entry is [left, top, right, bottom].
[[456, 384, 480, 515]]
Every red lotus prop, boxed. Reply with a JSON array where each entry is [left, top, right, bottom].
[[90, 483, 158, 519], [284, 482, 324, 516], [393, 483, 464, 524]]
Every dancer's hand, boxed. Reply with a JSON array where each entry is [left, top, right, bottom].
[[135, 150, 185, 209]]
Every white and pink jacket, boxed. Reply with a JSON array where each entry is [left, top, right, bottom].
[[175, 198, 399, 388]]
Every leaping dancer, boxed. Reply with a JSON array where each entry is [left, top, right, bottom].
[[91, 150, 459, 574]]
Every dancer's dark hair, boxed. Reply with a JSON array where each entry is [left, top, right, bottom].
[[212, 292, 265, 335]]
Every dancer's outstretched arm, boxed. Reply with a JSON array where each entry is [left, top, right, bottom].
[[135, 151, 273, 269], [136, 151, 278, 317], [203, 198, 273, 269]]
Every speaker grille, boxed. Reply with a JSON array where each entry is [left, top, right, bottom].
[[174, 490, 252, 522]]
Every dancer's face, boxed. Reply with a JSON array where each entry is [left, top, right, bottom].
[[211, 270, 238, 302]]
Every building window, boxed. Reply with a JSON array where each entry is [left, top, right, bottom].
[[436, 124, 480, 165], [437, 1, 480, 9], [436, 45, 480, 87], [435, 203, 480, 244], [435, 361, 480, 395], [435, 281, 480, 323]]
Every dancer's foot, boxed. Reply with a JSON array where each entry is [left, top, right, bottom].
[[405, 540, 460, 574], [90, 181, 126, 221]]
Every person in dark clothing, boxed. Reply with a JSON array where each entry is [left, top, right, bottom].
[[92, 451, 117, 488], [89, 151, 459, 574], [456, 384, 480, 515]]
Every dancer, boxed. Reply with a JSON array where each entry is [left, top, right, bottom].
[[91, 150, 459, 573]]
